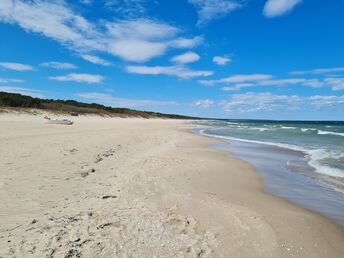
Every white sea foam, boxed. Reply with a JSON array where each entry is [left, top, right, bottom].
[[247, 127, 270, 131], [306, 149, 344, 178], [301, 128, 316, 132], [198, 129, 344, 178], [317, 130, 344, 137], [280, 126, 298, 130]]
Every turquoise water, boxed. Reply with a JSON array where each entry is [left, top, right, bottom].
[[197, 120, 344, 179]]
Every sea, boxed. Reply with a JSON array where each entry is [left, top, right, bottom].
[[194, 120, 344, 226]]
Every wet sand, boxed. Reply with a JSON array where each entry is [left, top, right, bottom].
[[211, 139, 344, 226]]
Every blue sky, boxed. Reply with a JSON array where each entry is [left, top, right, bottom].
[[0, 0, 343, 120]]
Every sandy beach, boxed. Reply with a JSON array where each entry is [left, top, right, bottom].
[[0, 113, 344, 258]]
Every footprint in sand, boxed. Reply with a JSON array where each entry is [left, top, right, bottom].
[[80, 167, 96, 177]]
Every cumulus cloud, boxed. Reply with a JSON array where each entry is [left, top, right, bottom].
[[49, 73, 104, 84], [76, 92, 178, 108], [103, 19, 200, 62], [126, 65, 213, 79], [263, 0, 302, 18], [194, 99, 214, 108], [109, 39, 167, 62], [0, 62, 34, 71], [0, 1, 201, 63], [213, 56, 231, 66], [189, 0, 243, 25], [169, 36, 203, 48], [171, 51, 200, 64], [41, 61, 77, 69], [309, 95, 344, 108], [81, 55, 111, 66], [325, 78, 344, 91]]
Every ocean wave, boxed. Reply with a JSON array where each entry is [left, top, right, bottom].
[[317, 130, 344, 137], [247, 127, 270, 131], [199, 129, 307, 152], [307, 149, 344, 178], [198, 129, 344, 178], [216, 125, 273, 132], [280, 126, 298, 130], [301, 128, 317, 132]]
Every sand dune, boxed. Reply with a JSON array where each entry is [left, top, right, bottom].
[[0, 114, 343, 257]]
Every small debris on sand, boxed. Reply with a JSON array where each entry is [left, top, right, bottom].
[[102, 195, 117, 199]]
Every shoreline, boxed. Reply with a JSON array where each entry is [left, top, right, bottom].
[[197, 126, 344, 179], [195, 126, 344, 226], [1, 115, 344, 257]]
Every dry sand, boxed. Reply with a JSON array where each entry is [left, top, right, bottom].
[[0, 113, 343, 257]]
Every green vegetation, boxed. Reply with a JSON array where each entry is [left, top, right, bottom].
[[0, 91, 200, 119]]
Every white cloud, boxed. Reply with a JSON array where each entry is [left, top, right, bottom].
[[213, 56, 231, 65], [0, 62, 34, 71], [221, 79, 309, 91], [41, 61, 77, 69], [325, 78, 344, 91], [309, 95, 344, 109], [199, 74, 273, 86], [0, 86, 43, 98], [0, 1, 201, 63], [217, 74, 273, 83], [222, 83, 255, 91], [189, 0, 243, 25], [81, 55, 111, 66], [104, 19, 199, 62], [194, 99, 214, 108], [220, 92, 302, 112], [126, 65, 213, 79], [290, 67, 344, 75], [104, 0, 148, 18], [257, 78, 307, 86], [285, 78, 344, 91], [222, 77, 344, 91], [105, 18, 179, 40], [0, 1, 99, 51], [301, 79, 324, 88], [109, 40, 167, 62], [76, 92, 178, 108], [49, 73, 104, 84], [171, 51, 200, 64], [168, 36, 203, 48], [0, 77, 24, 83], [220, 92, 344, 113], [263, 0, 302, 18]]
